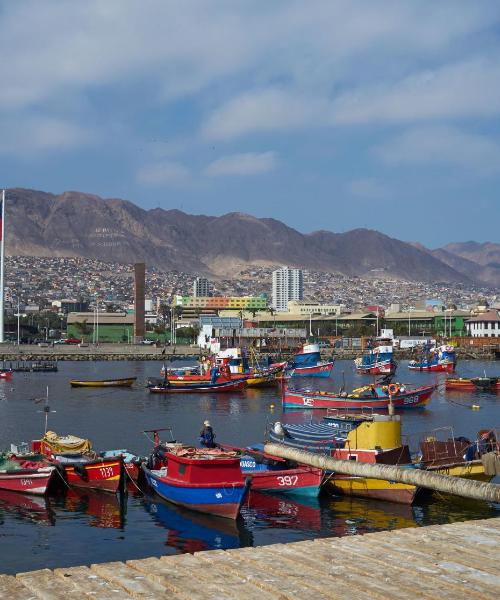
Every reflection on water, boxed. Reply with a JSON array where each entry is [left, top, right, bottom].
[[0, 359, 499, 574]]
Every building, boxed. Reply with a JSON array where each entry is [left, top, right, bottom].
[[272, 266, 303, 311], [52, 299, 90, 314], [173, 295, 268, 319], [67, 312, 135, 343], [287, 301, 344, 316], [193, 277, 212, 297], [466, 310, 500, 337]]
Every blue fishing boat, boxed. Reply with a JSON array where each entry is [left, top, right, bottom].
[[408, 344, 456, 372], [355, 342, 396, 375], [288, 342, 334, 377], [142, 446, 249, 519]]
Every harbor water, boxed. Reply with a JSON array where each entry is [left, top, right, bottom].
[[0, 359, 499, 574]]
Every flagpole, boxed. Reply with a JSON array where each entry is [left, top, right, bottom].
[[0, 190, 5, 343]]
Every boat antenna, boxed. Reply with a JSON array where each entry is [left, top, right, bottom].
[[35, 386, 56, 434]]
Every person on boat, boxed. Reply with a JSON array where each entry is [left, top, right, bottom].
[[199, 420, 216, 448]]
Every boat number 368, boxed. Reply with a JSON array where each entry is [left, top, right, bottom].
[[99, 466, 114, 478], [277, 475, 298, 486], [403, 396, 419, 404]]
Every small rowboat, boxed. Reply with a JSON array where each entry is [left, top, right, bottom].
[[445, 377, 500, 391], [69, 377, 137, 388], [149, 379, 247, 394], [0, 456, 55, 495]]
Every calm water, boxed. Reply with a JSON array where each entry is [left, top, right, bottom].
[[0, 359, 499, 574]]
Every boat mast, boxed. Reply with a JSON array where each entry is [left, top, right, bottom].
[[0, 190, 5, 343]]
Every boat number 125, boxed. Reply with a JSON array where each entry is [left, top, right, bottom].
[[277, 475, 298, 486]]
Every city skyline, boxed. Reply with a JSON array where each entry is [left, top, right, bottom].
[[0, 2, 499, 247]]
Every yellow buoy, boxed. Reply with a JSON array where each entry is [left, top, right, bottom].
[[269, 403, 275, 409], [472, 404, 481, 410]]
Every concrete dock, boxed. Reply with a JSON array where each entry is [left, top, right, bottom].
[[2, 517, 500, 599]]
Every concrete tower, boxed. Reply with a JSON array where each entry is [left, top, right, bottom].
[[134, 263, 145, 342]]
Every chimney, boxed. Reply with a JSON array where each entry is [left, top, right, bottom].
[[134, 263, 145, 342]]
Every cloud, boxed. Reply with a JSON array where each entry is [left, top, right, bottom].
[[204, 152, 277, 176], [333, 59, 500, 124], [374, 126, 500, 175], [347, 178, 389, 199], [0, 116, 92, 156], [136, 161, 190, 185]]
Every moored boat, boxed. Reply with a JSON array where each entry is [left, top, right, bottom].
[[408, 344, 456, 372], [287, 342, 334, 378], [282, 382, 435, 410], [142, 445, 249, 519], [148, 378, 247, 394], [445, 376, 500, 391], [31, 431, 124, 493], [0, 455, 55, 495], [355, 341, 396, 375], [269, 414, 416, 504], [69, 377, 137, 387]]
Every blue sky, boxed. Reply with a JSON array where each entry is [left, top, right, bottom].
[[0, 0, 499, 247]]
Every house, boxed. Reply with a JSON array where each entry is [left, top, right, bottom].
[[466, 310, 500, 338]]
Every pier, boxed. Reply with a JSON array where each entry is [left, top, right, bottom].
[[2, 517, 499, 598]]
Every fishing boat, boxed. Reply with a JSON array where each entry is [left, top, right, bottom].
[[287, 342, 334, 377], [408, 344, 456, 372], [354, 340, 396, 375], [148, 378, 247, 394], [445, 376, 500, 391], [0, 368, 13, 379], [0, 455, 56, 495], [415, 427, 498, 483], [282, 382, 435, 410], [269, 414, 417, 504], [142, 444, 249, 519], [69, 377, 137, 387], [222, 444, 323, 496], [31, 432, 124, 493]]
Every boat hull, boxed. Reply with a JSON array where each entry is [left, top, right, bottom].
[[425, 461, 494, 483], [142, 466, 247, 519], [355, 362, 396, 375], [247, 467, 323, 496], [283, 386, 435, 410], [408, 362, 455, 373], [291, 362, 334, 377], [70, 378, 137, 387], [327, 476, 417, 504], [445, 378, 500, 391], [0, 469, 55, 495], [61, 459, 122, 493], [167, 372, 279, 388], [149, 380, 247, 393]]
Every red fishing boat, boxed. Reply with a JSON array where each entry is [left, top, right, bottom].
[[445, 377, 500, 391], [0, 455, 55, 495], [31, 432, 124, 493], [282, 382, 435, 410]]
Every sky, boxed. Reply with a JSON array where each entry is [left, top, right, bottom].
[[0, 0, 499, 248]]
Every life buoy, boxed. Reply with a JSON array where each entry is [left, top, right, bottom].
[[388, 384, 400, 396]]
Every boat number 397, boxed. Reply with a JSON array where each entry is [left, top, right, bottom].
[[277, 475, 298, 486]]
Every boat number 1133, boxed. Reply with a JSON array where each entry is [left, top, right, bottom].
[[277, 475, 298, 486]]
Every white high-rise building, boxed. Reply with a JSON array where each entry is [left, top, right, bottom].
[[272, 266, 303, 311], [193, 277, 212, 297]]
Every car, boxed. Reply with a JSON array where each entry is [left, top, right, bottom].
[[53, 339, 67, 345], [65, 338, 82, 345], [37, 342, 50, 347], [141, 339, 155, 345]]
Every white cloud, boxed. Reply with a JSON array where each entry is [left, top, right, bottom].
[[202, 89, 328, 140], [136, 161, 190, 185], [374, 126, 500, 175], [333, 59, 500, 124], [0, 116, 92, 156], [347, 178, 388, 199], [204, 152, 277, 176]]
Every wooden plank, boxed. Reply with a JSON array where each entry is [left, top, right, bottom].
[[91, 562, 171, 599], [129, 556, 255, 600], [0, 575, 35, 600], [196, 548, 339, 600], [53, 566, 134, 599]]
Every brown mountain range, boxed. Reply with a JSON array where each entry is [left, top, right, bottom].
[[4, 188, 497, 286]]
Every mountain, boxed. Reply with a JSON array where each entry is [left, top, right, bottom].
[[433, 242, 500, 288], [3, 187, 478, 284]]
